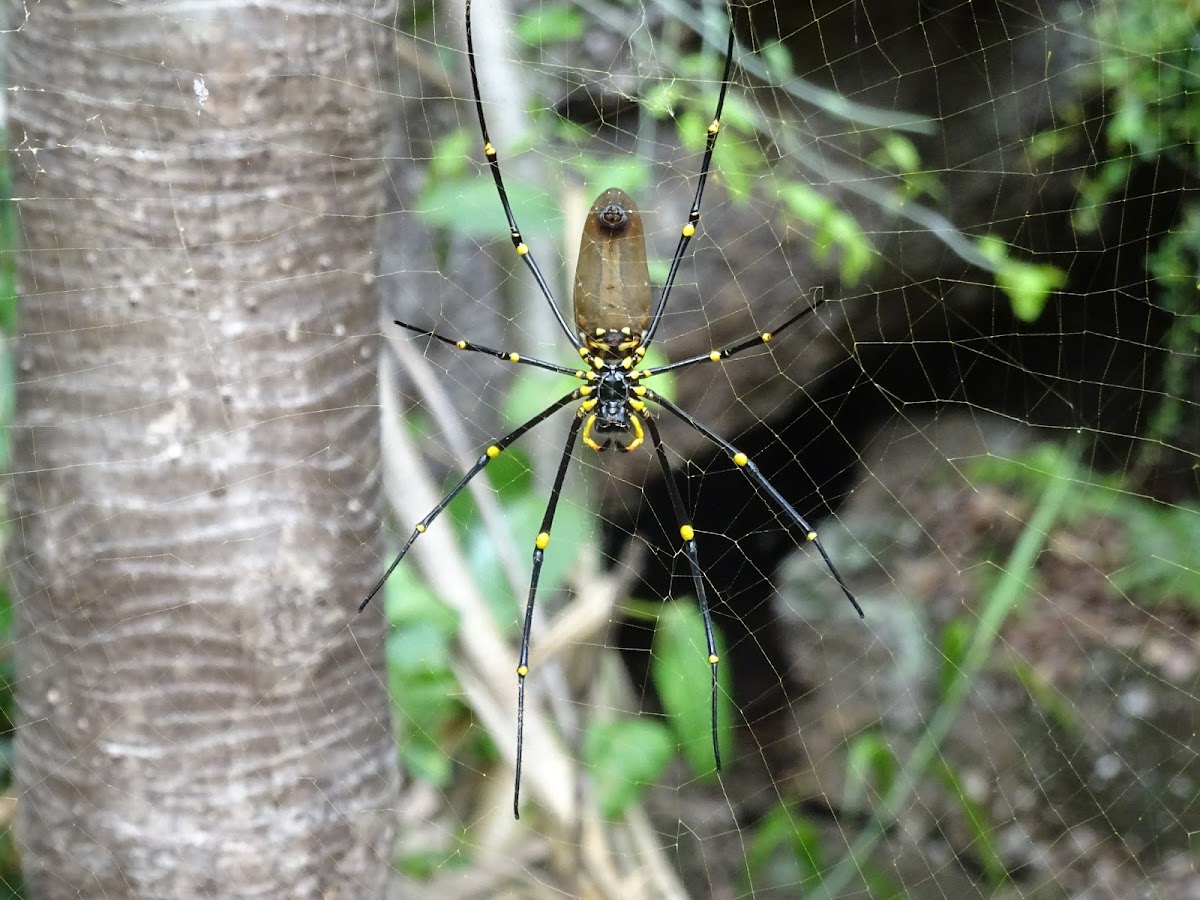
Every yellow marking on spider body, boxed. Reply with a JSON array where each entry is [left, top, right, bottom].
[[683, 223, 696, 238], [516, 242, 529, 256], [517, 664, 528, 677], [536, 532, 550, 550], [680, 524, 695, 542], [733, 451, 748, 467], [487, 445, 501, 459]]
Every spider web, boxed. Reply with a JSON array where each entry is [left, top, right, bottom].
[[3, 0, 1198, 897]]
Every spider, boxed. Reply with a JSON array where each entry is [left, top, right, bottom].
[[362, 0, 864, 818]]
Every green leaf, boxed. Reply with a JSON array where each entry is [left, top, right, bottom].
[[976, 235, 1066, 321], [936, 761, 1009, 887], [514, 4, 585, 46], [742, 801, 825, 887], [651, 600, 733, 777], [938, 619, 970, 702], [843, 732, 897, 812], [584, 718, 675, 818]]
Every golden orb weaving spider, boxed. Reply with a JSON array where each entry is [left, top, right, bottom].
[[362, 0, 864, 819]]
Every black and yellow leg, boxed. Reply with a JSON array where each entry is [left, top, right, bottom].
[[644, 390, 864, 618], [464, 0, 584, 352], [393, 320, 586, 378], [642, 21, 737, 348], [514, 412, 583, 818], [359, 388, 581, 613], [634, 291, 829, 381], [645, 416, 723, 772]]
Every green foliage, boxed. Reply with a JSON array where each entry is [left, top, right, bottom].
[[780, 183, 877, 286], [650, 599, 733, 778], [976, 236, 1067, 322], [968, 444, 1200, 608], [842, 732, 897, 813], [935, 761, 1009, 888], [513, 3, 584, 46], [1068, 1, 1200, 454], [583, 719, 675, 818], [741, 802, 825, 891], [384, 566, 474, 786], [937, 618, 971, 701]]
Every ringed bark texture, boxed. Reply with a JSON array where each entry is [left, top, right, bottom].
[[8, 1, 399, 896]]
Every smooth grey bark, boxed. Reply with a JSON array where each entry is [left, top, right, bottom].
[[7, 1, 400, 896]]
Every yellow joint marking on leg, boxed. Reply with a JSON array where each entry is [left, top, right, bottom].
[[595, 327, 606, 336], [536, 531, 550, 550], [516, 242, 529, 256], [708, 119, 721, 134], [517, 664, 529, 677], [709, 350, 721, 362], [680, 524, 695, 542], [633, 385, 647, 397], [509, 352, 520, 362], [629, 399, 646, 413], [621, 326, 632, 335], [622, 356, 635, 370], [483, 141, 496, 158], [733, 451, 749, 467], [579, 346, 591, 358], [708, 654, 720, 664], [762, 332, 773, 342], [487, 445, 502, 459], [579, 385, 593, 396], [456, 339, 468, 350], [682, 222, 696, 238], [581, 397, 598, 411], [416, 523, 427, 533], [636, 346, 647, 358], [806, 531, 818, 542]]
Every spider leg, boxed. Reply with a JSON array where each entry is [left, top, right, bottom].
[[465, 0, 585, 352], [394, 320, 585, 378], [359, 388, 581, 613], [644, 389, 864, 618], [514, 411, 584, 819], [642, 18, 736, 349], [645, 416, 723, 773], [635, 289, 829, 380]]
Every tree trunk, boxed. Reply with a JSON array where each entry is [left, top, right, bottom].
[[7, 1, 400, 896]]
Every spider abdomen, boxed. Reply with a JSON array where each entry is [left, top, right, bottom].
[[573, 187, 651, 356]]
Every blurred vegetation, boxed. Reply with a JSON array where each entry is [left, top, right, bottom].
[[0, 122, 26, 897]]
